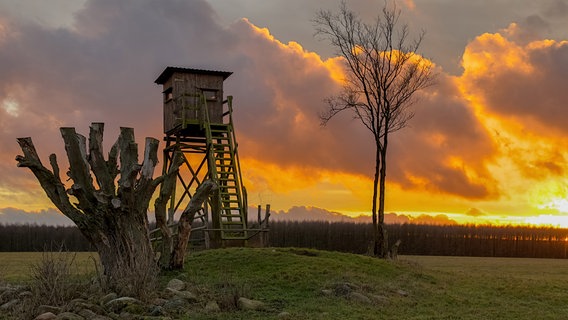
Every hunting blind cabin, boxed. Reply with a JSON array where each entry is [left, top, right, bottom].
[[154, 67, 269, 248]]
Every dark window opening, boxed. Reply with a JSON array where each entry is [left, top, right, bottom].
[[163, 87, 173, 102]]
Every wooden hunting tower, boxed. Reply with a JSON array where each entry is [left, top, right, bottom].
[[156, 67, 230, 135], [155, 66, 269, 248]]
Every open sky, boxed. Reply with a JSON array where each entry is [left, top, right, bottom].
[[0, 0, 567, 226]]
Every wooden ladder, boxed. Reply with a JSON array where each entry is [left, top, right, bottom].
[[206, 123, 248, 240]]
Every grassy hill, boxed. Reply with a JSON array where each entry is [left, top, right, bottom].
[[179, 248, 568, 319], [1, 248, 567, 319]]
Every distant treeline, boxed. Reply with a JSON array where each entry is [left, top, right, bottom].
[[0, 224, 93, 252], [1, 222, 567, 259], [269, 221, 568, 259]]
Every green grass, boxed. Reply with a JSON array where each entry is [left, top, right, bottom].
[[1, 250, 567, 319], [406, 256, 568, 319], [0, 252, 98, 282], [182, 249, 568, 320]]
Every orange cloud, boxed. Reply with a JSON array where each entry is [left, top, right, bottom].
[[457, 25, 568, 218]]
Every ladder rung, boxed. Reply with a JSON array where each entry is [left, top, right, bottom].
[[220, 193, 239, 196], [221, 236, 247, 240], [220, 192, 239, 196], [221, 213, 243, 217], [221, 222, 245, 226]]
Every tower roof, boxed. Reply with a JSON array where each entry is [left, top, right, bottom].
[[154, 66, 233, 84]]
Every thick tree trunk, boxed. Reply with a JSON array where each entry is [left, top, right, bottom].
[[16, 123, 180, 296], [89, 215, 156, 294]]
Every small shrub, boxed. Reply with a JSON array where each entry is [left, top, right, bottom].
[[13, 248, 86, 319], [30, 250, 82, 306]]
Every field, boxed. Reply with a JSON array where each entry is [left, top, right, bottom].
[[0, 252, 98, 282], [1, 250, 567, 319]]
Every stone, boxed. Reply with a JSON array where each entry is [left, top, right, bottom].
[[166, 279, 185, 291], [349, 292, 372, 304], [164, 288, 197, 303], [204, 301, 220, 312], [237, 297, 265, 311], [320, 289, 333, 296], [369, 294, 389, 305], [78, 309, 99, 319], [100, 292, 118, 305], [176, 291, 198, 303], [332, 283, 353, 296], [78, 304, 113, 319], [163, 288, 178, 297], [278, 311, 292, 318], [118, 311, 133, 319], [151, 298, 168, 306], [162, 298, 190, 314], [54, 312, 83, 320], [38, 305, 62, 315], [105, 297, 143, 314], [34, 312, 57, 320], [396, 289, 409, 297], [149, 305, 166, 316], [67, 300, 105, 314]]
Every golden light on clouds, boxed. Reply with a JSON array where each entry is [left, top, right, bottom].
[[241, 157, 374, 214], [461, 33, 534, 76], [454, 29, 568, 226], [530, 179, 568, 213]]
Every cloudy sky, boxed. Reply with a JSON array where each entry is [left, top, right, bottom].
[[0, 0, 567, 226]]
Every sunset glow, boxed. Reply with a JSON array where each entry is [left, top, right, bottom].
[[0, 0, 567, 228]]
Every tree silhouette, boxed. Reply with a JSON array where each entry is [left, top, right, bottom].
[[314, 2, 436, 257]]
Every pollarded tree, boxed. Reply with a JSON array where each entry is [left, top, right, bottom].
[[16, 123, 214, 295], [315, 2, 436, 257]]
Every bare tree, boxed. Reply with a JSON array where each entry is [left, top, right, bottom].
[[314, 2, 435, 257], [16, 123, 215, 294]]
